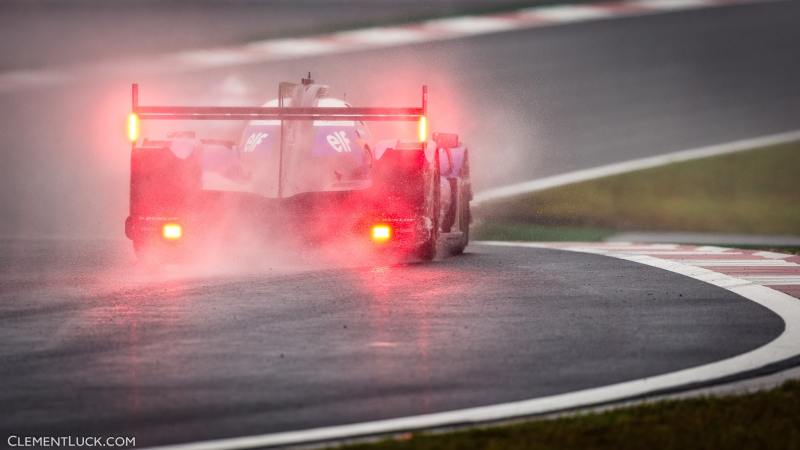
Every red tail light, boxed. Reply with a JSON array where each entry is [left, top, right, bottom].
[[127, 113, 140, 143], [371, 224, 392, 243], [162, 223, 182, 241]]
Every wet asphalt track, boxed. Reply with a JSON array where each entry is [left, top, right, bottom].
[[1, 0, 798, 447], [0, 240, 784, 446]]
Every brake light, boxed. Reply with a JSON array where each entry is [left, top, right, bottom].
[[371, 224, 392, 243], [418, 115, 427, 143], [127, 112, 139, 142], [162, 223, 182, 241]]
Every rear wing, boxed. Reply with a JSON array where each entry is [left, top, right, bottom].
[[130, 82, 426, 127]]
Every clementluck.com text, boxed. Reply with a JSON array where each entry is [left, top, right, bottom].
[[7, 435, 135, 447]]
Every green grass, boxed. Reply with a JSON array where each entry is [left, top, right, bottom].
[[476, 142, 800, 237], [344, 380, 800, 450], [473, 222, 613, 241]]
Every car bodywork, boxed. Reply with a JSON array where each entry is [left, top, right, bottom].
[[124, 78, 471, 261]]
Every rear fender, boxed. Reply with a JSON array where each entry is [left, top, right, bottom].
[[129, 140, 202, 218], [372, 146, 430, 213]]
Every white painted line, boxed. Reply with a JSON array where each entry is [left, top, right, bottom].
[[473, 129, 800, 204], [755, 251, 794, 260], [172, 49, 258, 68], [694, 245, 731, 252], [640, 0, 716, 9], [144, 241, 800, 450], [369, 341, 399, 348], [529, 5, 615, 21], [424, 16, 519, 34], [0, 69, 70, 91], [247, 38, 340, 56], [335, 27, 429, 45]]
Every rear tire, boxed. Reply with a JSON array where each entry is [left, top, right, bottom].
[[450, 197, 470, 256], [416, 224, 437, 260], [450, 151, 471, 256], [415, 155, 440, 261]]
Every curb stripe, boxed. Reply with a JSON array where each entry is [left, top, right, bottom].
[[0, 0, 780, 93], [513, 243, 800, 291]]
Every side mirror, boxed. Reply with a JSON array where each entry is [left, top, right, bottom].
[[433, 132, 459, 149]]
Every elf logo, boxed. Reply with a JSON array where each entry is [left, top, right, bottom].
[[244, 132, 268, 152], [326, 131, 352, 153]]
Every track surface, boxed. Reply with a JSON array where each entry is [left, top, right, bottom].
[[0, 240, 783, 447], [0, 2, 797, 448]]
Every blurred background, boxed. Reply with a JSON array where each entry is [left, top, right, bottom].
[[0, 0, 798, 246]]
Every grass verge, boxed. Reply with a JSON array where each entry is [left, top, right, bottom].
[[344, 380, 800, 450], [475, 140, 800, 242], [473, 222, 613, 242]]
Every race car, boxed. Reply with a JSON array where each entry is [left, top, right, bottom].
[[124, 76, 471, 261]]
